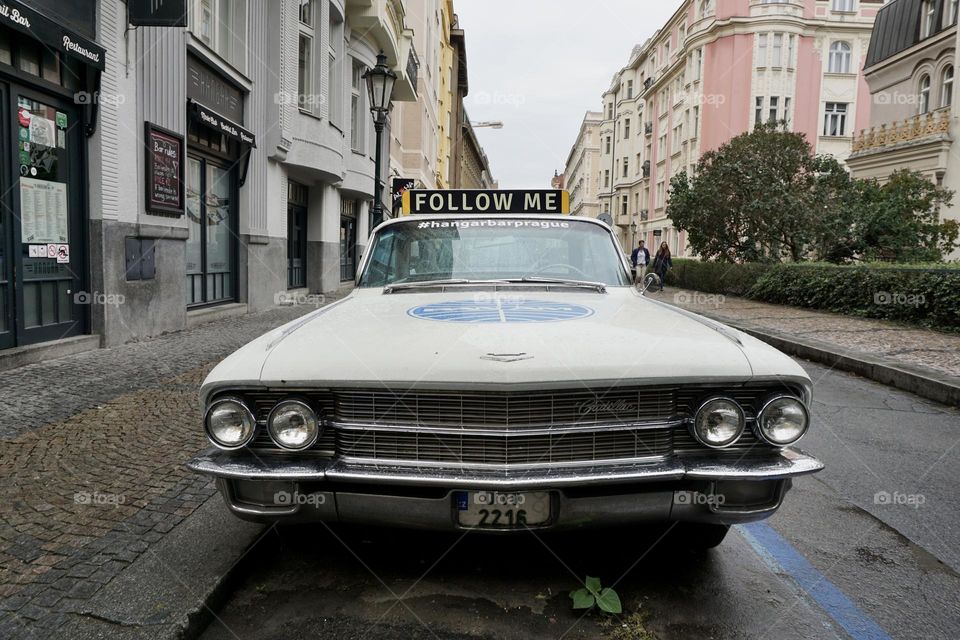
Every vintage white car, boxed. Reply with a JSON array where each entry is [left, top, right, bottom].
[[188, 212, 823, 548]]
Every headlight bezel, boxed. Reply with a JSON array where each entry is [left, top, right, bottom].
[[691, 396, 747, 449], [267, 399, 321, 451], [755, 395, 809, 447], [204, 397, 257, 450]]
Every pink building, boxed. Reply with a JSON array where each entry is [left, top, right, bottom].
[[593, 0, 880, 254]]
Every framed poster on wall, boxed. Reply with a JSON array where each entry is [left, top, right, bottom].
[[144, 121, 185, 216]]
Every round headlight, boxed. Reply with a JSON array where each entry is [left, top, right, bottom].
[[757, 396, 809, 446], [268, 400, 320, 450], [692, 397, 746, 448], [205, 398, 256, 449]]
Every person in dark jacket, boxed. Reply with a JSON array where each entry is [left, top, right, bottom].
[[630, 240, 650, 283], [652, 242, 672, 291]]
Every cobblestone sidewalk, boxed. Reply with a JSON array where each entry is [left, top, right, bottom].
[[664, 288, 960, 380], [0, 294, 347, 638]]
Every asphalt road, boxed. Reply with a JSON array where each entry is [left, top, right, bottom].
[[199, 361, 960, 640]]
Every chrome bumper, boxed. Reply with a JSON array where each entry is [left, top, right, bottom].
[[188, 448, 822, 529]]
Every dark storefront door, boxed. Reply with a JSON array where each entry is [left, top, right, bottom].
[[1, 82, 85, 347], [287, 181, 307, 289], [340, 214, 356, 282], [185, 154, 237, 306]]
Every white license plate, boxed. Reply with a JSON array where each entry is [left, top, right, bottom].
[[454, 491, 552, 528]]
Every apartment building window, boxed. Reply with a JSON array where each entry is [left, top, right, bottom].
[[298, 1, 314, 111], [636, 153, 642, 175], [699, 0, 714, 18], [627, 80, 634, 99], [623, 157, 629, 177], [772, 34, 783, 67], [922, 1, 937, 38], [692, 106, 700, 137], [607, 102, 614, 119], [758, 34, 767, 67], [694, 48, 703, 80], [624, 118, 631, 138], [787, 34, 796, 68], [679, 25, 687, 44], [604, 169, 610, 188], [947, 0, 959, 27], [672, 123, 683, 148], [622, 195, 629, 216], [755, 97, 764, 126], [832, 0, 855, 11], [823, 103, 849, 136], [784, 97, 792, 127], [656, 181, 665, 208], [769, 96, 779, 123], [829, 42, 852, 74], [615, 159, 620, 177], [191, 0, 248, 72], [658, 134, 667, 157], [919, 74, 932, 113], [942, 66, 955, 108], [350, 61, 366, 151], [606, 136, 612, 154], [328, 10, 344, 125], [664, 41, 671, 65]]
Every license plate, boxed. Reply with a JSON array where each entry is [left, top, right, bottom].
[[454, 491, 552, 529]]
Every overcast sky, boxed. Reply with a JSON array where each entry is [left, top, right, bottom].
[[455, 0, 683, 189]]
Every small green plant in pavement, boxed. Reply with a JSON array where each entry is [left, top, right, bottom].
[[570, 576, 622, 614]]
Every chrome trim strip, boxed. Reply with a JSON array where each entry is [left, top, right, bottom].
[[329, 418, 686, 437], [337, 454, 671, 471]]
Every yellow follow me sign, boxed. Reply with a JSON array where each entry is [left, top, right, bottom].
[[401, 190, 570, 215]]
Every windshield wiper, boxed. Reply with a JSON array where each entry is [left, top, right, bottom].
[[513, 277, 607, 293], [383, 278, 510, 293]]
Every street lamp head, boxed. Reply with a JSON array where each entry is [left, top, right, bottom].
[[630, 220, 638, 233], [363, 51, 397, 115]]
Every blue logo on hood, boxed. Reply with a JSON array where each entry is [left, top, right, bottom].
[[408, 299, 594, 324]]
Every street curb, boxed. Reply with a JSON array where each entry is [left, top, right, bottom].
[[695, 312, 960, 407], [59, 493, 266, 640]]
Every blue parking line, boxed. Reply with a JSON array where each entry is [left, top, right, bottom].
[[738, 522, 892, 640]]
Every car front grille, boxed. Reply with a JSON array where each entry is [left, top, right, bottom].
[[217, 384, 801, 465]]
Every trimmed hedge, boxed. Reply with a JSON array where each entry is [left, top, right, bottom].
[[666, 259, 960, 332], [666, 259, 770, 297]]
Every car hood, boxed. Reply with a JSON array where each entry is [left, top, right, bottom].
[[201, 288, 810, 400]]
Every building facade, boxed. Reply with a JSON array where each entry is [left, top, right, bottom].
[[560, 111, 603, 219], [0, 0, 418, 361], [846, 0, 959, 257], [588, 0, 880, 252]]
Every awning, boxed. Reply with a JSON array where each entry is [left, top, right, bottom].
[[0, 0, 106, 70], [187, 99, 256, 148]]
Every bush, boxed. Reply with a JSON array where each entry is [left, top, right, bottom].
[[666, 259, 960, 332], [748, 263, 960, 330], [666, 259, 771, 297]]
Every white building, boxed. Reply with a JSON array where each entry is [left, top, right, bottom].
[[561, 111, 603, 220]]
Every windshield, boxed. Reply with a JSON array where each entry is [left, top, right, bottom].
[[359, 218, 631, 287]]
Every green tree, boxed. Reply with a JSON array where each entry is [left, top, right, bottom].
[[667, 123, 851, 263], [845, 170, 957, 263]]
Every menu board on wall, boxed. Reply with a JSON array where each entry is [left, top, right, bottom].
[[144, 121, 184, 216]]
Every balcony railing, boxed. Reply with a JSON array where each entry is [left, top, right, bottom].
[[851, 110, 952, 154]]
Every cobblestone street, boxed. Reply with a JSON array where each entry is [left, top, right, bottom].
[[666, 288, 960, 380], [0, 297, 345, 638]]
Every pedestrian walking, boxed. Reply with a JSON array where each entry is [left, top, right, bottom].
[[631, 240, 650, 283], [652, 241, 672, 291]]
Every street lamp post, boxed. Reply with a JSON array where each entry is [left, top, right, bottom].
[[362, 52, 397, 229], [630, 219, 638, 248]]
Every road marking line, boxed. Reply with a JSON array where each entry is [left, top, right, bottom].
[[738, 522, 892, 640]]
